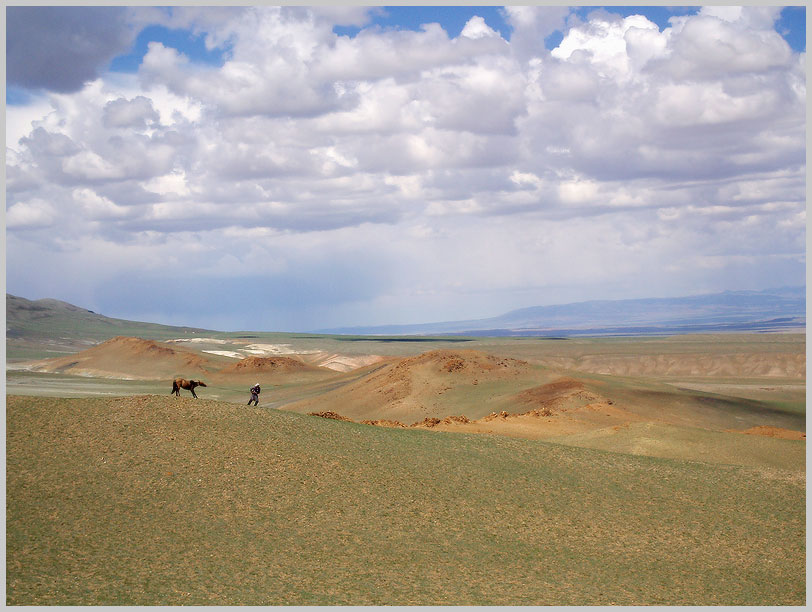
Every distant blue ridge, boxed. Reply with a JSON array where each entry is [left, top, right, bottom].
[[315, 287, 805, 337]]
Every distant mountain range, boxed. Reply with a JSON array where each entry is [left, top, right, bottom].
[[316, 287, 806, 337], [6, 287, 806, 343]]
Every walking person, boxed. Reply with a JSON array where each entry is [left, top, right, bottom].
[[248, 382, 261, 406]]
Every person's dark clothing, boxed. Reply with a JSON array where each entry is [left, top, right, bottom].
[[248, 384, 261, 406]]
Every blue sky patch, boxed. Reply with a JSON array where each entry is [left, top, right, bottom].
[[572, 5, 700, 30], [331, 5, 805, 52], [106, 6, 805, 74], [109, 24, 228, 73], [777, 6, 806, 52], [7, 86, 33, 106], [334, 5, 511, 39]]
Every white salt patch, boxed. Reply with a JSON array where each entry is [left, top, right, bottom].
[[168, 338, 231, 344], [244, 343, 319, 356], [202, 350, 244, 359]]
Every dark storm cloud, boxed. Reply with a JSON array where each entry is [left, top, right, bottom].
[[7, 6, 135, 93]]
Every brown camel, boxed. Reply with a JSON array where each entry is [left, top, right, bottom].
[[171, 378, 207, 398]]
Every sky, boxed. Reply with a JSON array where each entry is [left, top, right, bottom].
[[5, 4, 807, 332]]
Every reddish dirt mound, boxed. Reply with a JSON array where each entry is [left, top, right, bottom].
[[396, 349, 529, 375], [363, 415, 472, 429], [219, 356, 317, 375], [440, 414, 471, 425], [517, 377, 585, 402], [355, 349, 530, 405], [104, 336, 179, 356], [284, 348, 537, 424], [735, 426, 806, 440], [514, 377, 604, 414], [360, 419, 408, 428], [308, 411, 353, 422], [28, 336, 214, 379], [482, 411, 512, 422], [413, 417, 444, 428]]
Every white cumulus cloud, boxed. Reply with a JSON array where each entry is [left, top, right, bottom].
[[5, 5, 805, 330]]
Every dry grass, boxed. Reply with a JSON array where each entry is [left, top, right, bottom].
[[6, 394, 805, 606]]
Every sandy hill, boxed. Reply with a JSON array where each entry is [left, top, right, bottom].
[[369, 349, 531, 391], [305, 370, 806, 470], [338, 374, 641, 439], [285, 349, 540, 422], [27, 336, 222, 380], [293, 347, 806, 449]]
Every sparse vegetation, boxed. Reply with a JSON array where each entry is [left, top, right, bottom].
[[7, 394, 805, 605]]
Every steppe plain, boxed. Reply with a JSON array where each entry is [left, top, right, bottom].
[[5, 302, 806, 605]]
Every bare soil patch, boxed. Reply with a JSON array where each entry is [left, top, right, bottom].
[[360, 418, 408, 428], [514, 377, 603, 413], [733, 426, 806, 440], [308, 377, 638, 439]]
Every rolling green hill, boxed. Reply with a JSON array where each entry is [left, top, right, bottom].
[[6, 394, 805, 606], [6, 294, 214, 360]]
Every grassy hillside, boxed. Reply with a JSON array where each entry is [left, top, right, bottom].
[[6, 294, 215, 360], [554, 421, 805, 471], [7, 394, 804, 606]]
